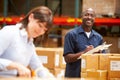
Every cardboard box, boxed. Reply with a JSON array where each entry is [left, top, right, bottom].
[[81, 54, 120, 79], [99, 54, 120, 70], [36, 47, 61, 69], [99, 54, 112, 70], [36, 47, 65, 69], [86, 69, 107, 80], [81, 72, 87, 78], [108, 56, 120, 79], [81, 54, 99, 72]]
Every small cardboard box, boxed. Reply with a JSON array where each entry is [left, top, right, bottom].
[[86, 69, 107, 79], [36, 47, 61, 69], [81, 54, 99, 73], [99, 54, 112, 70], [108, 56, 120, 79]]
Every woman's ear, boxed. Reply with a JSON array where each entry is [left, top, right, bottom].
[[28, 13, 34, 21]]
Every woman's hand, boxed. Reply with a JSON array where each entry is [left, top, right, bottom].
[[7, 62, 31, 77]]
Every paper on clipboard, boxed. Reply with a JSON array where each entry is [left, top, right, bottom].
[[77, 42, 112, 59]]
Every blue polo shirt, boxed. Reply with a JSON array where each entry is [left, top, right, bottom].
[[63, 26, 103, 77]]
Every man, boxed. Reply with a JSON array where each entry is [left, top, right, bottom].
[[63, 8, 104, 78]]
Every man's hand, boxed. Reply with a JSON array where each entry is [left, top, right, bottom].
[[84, 45, 94, 53]]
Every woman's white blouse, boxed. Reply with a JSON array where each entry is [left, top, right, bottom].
[[0, 24, 45, 77]]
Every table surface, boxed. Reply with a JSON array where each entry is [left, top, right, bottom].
[[0, 77, 108, 80]]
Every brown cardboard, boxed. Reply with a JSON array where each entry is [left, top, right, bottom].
[[49, 68, 65, 77], [86, 69, 107, 80], [81, 54, 99, 72], [108, 56, 120, 79], [99, 54, 112, 70], [36, 47, 61, 69]]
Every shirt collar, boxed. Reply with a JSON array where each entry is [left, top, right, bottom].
[[77, 25, 84, 33], [17, 23, 33, 43], [77, 25, 97, 36]]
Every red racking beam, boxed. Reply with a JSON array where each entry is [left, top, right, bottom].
[[0, 16, 120, 26]]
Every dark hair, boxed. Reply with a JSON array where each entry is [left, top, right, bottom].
[[19, 6, 53, 29]]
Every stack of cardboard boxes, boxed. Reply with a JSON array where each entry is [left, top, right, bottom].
[[35, 47, 120, 79], [81, 54, 120, 80]]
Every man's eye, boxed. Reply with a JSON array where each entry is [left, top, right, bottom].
[[85, 14, 88, 16], [91, 15, 95, 17], [85, 14, 89, 16]]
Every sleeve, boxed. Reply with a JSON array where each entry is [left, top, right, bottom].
[[0, 27, 13, 70], [0, 59, 12, 70], [29, 51, 44, 70], [29, 51, 54, 78], [63, 32, 75, 56], [0, 27, 12, 55]]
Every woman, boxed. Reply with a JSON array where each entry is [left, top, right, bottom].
[[0, 6, 54, 78]]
